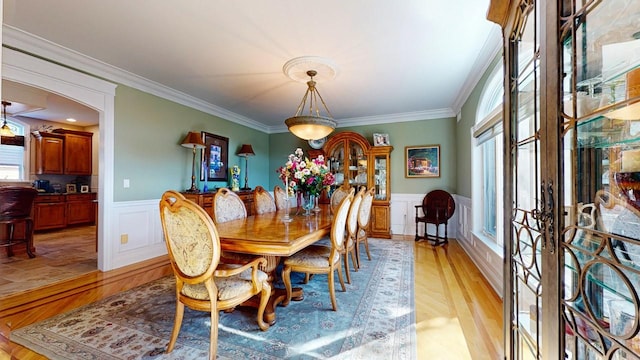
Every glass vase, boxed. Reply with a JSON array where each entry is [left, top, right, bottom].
[[282, 196, 292, 222], [312, 194, 321, 213], [302, 192, 314, 216]]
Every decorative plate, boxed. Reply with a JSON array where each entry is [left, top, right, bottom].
[[308, 137, 327, 149]]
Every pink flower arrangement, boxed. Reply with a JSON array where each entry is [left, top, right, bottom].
[[276, 148, 335, 196]]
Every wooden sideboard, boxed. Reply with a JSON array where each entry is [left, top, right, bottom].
[[182, 189, 255, 218]]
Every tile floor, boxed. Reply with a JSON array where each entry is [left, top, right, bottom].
[[0, 225, 97, 298]]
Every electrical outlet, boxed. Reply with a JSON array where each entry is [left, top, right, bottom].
[[120, 234, 128, 244]]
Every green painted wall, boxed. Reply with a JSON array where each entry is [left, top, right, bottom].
[[269, 118, 457, 195], [113, 86, 270, 201], [104, 54, 500, 202], [455, 52, 503, 198]]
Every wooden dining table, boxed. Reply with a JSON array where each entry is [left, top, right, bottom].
[[215, 204, 333, 325]]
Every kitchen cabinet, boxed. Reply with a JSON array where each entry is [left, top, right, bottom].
[[323, 131, 393, 238], [34, 193, 96, 230], [66, 193, 97, 225], [34, 194, 66, 230], [32, 132, 64, 174], [31, 129, 93, 175], [53, 129, 93, 175]]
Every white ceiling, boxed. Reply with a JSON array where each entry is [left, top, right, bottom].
[[2, 0, 500, 131]]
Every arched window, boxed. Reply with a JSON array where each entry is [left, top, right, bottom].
[[472, 62, 504, 250], [0, 119, 28, 180]]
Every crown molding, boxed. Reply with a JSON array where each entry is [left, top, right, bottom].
[[2, 25, 270, 133], [451, 26, 502, 115], [269, 108, 456, 133]]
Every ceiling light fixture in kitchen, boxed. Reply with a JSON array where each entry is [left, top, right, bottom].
[[0, 101, 15, 137]]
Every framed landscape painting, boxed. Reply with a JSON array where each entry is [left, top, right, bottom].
[[200, 132, 229, 182], [405, 145, 440, 178]]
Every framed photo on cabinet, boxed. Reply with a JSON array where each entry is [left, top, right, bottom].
[[66, 184, 77, 193], [405, 144, 440, 178], [373, 133, 390, 146], [200, 132, 229, 182]]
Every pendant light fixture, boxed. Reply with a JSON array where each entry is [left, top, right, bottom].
[[283, 57, 338, 141], [0, 101, 15, 137]]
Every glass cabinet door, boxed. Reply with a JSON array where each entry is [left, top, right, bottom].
[[324, 132, 370, 194], [349, 141, 368, 188], [561, 1, 640, 359], [373, 153, 388, 201], [328, 142, 346, 190]]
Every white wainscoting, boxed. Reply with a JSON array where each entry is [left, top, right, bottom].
[[106, 193, 501, 299], [109, 199, 167, 269], [453, 195, 503, 297], [390, 193, 458, 239]]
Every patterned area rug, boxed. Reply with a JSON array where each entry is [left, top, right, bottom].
[[12, 238, 415, 359]]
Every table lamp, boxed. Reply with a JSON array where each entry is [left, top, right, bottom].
[[181, 132, 206, 192], [237, 144, 255, 190]]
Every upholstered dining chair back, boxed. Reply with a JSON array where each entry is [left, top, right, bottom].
[[343, 187, 363, 278], [355, 187, 376, 267], [212, 187, 247, 223], [159, 190, 270, 360], [253, 186, 276, 214], [330, 185, 352, 214], [281, 191, 353, 311], [331, 191, 354, 256], [273, 185, 288, 211], [0, 186, 39, 258], [358, 187, 375, 230]]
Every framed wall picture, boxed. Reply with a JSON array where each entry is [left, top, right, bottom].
[[405, 145, 440, 178], [80, 185, 90, 193], [373, 133, 390, 146], [66, 184, 77, 193], [200, 132, 229, 182]]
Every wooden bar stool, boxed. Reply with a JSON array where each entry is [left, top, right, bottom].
[[0, 186, 39, 258]]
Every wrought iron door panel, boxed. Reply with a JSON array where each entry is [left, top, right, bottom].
[[560, 0, 640, 358]]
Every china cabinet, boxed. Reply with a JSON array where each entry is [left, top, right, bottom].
[[323, 131, 393, 238], [369, 145, 393, 237], [489, 0, 640, 359]]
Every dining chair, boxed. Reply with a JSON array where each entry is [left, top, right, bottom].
[[159, 190, 271, 360], [414, 189, 456, 245], [330, 185, 351, 214], [281, 190, 353, 311], [212, 187, 247, 223], [0, 186, 39, 258], [212, 187, 256, 264], [344, 187, 363, 282], [253, 185, 276, 214], [273, 185, 288, 211], [355, 187, 376, 268]]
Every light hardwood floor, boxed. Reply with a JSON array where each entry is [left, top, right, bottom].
[[0, 232, 503, 359]]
